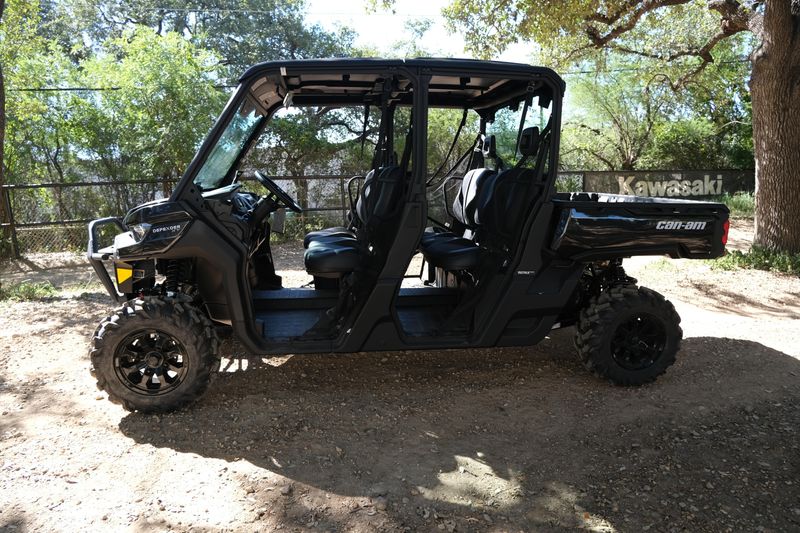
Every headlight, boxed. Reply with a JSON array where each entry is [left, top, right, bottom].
[[130, 223, 151, 241]]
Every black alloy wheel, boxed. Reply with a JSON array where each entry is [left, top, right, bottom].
[[609, 313, 667, 371], [114, 330, 188, 395]]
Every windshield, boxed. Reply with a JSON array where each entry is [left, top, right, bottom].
[[194, 99, 263, 190]]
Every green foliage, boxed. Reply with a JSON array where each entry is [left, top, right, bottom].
[[75, 27, 227, 183], [427, 108, 480, 176], [443, 1, 755, 173], [712, 192, 754, 218], [270, 214, 332, 244], [42, 0, 357, 82], [2, 0, 82, 188], [639, 119, 720, 170], [711, 247, 800, 276], [560, 66, 672, 170], [558, 40, 753, 172], [0, 280, 58, 300], [443, 0, 723, 69], [555, 173, 582, 193]]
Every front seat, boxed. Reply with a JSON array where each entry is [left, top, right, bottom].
[[303, 165, 405, 282], [302, 172, 372, 248]]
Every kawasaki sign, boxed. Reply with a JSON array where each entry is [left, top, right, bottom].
[[581, 171, 754, 198]]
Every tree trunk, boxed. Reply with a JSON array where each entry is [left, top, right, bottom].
[[750, 1, 800, 253], [0, 0, 8, 255]]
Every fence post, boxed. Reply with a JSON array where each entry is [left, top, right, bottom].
[[1, 186, 20, 259], [339, 176, 347, 226]]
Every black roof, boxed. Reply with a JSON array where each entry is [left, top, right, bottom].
[[239, 57, 565, 112], [241, 57, 563, 88]]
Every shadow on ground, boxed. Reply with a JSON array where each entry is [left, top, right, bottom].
[[684, 281, 800, 320], [119, 333, 800, 531]]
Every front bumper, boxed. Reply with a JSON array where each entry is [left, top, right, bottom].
[[87, 217, 127, 302]]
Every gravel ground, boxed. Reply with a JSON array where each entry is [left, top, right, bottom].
[[1, 220, 799, 532]]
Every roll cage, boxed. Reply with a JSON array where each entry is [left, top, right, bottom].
[[160, 59, 567, 354], [171, 58, 565, 202]]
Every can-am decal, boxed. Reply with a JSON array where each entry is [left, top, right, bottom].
[[617, 175, 723, 197], [656, 220, 708, 230]]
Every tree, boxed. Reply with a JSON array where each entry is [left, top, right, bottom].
[[41, 0, 356, 81], [251, 105, 380, 219], [1, 0, 44, 253], [0, 0, 6, 211], [74, 28, 227, 195], [560, 67, 672, 170], [559, 44, 753, 171], [443, 0, 800, 252]]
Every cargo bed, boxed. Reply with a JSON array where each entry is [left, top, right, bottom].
[[551, 192, 730, 261]]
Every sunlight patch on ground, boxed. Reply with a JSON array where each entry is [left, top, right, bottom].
[[417, 455, 524, 508], [418, 460, 617, 531], [219, 354, 294, 372]]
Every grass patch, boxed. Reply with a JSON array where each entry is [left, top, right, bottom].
[[710, 192, 754, 218], [0, 280, 58, 301], [711, 247, 800, 276], [640, 257, 679, 274]]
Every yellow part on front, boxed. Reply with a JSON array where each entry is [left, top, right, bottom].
[[116, 267, 133, 284]]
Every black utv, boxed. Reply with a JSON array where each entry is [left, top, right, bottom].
[[87, 58, 730, 413]]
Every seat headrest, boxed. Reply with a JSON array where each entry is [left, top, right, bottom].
[[518, 127, 540, 157], [481, 135, 497, 159]]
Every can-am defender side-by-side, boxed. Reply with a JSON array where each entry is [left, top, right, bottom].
[[87, 58, 729, 413]]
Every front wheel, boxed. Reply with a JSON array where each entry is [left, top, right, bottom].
[[90, 296, 220, 413], [575, 285, 682, 385]]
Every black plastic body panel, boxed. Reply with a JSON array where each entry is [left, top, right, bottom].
[[551, 193, 729, 260], [115, 200, 193, 259]]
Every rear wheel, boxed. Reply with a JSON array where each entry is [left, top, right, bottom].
[[90, 296, 220, 413], [575, 285, 682, 385]]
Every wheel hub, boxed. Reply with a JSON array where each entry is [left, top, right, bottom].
[[610, 313, 667, 371], [146, 352, 163, 368]]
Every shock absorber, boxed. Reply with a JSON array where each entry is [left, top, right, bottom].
[[164, 260, 179, 293], [609, 258, 637, 285]]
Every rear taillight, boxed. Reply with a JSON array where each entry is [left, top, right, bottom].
[[722, 219, 730, 246]]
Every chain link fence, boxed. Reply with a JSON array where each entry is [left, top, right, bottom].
[[0, 172, 593, 259], [0, 176, 351, 259]]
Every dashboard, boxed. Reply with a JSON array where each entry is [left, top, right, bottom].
[[202, 183, 260, 218]]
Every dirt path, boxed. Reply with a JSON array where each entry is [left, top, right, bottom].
[[1, 221, 799, 532]]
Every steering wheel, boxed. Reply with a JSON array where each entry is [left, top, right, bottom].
[[253, 171, 303, 213]]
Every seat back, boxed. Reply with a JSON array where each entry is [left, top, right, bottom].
[[355, 165, 404, 228], [475, 126, 544, 242], [451, 168, 493, 229], [351, 165, 406, 254]]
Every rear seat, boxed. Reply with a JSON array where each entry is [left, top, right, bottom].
[[420, 167, 494, 270], [420, 126, 542, 271]]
